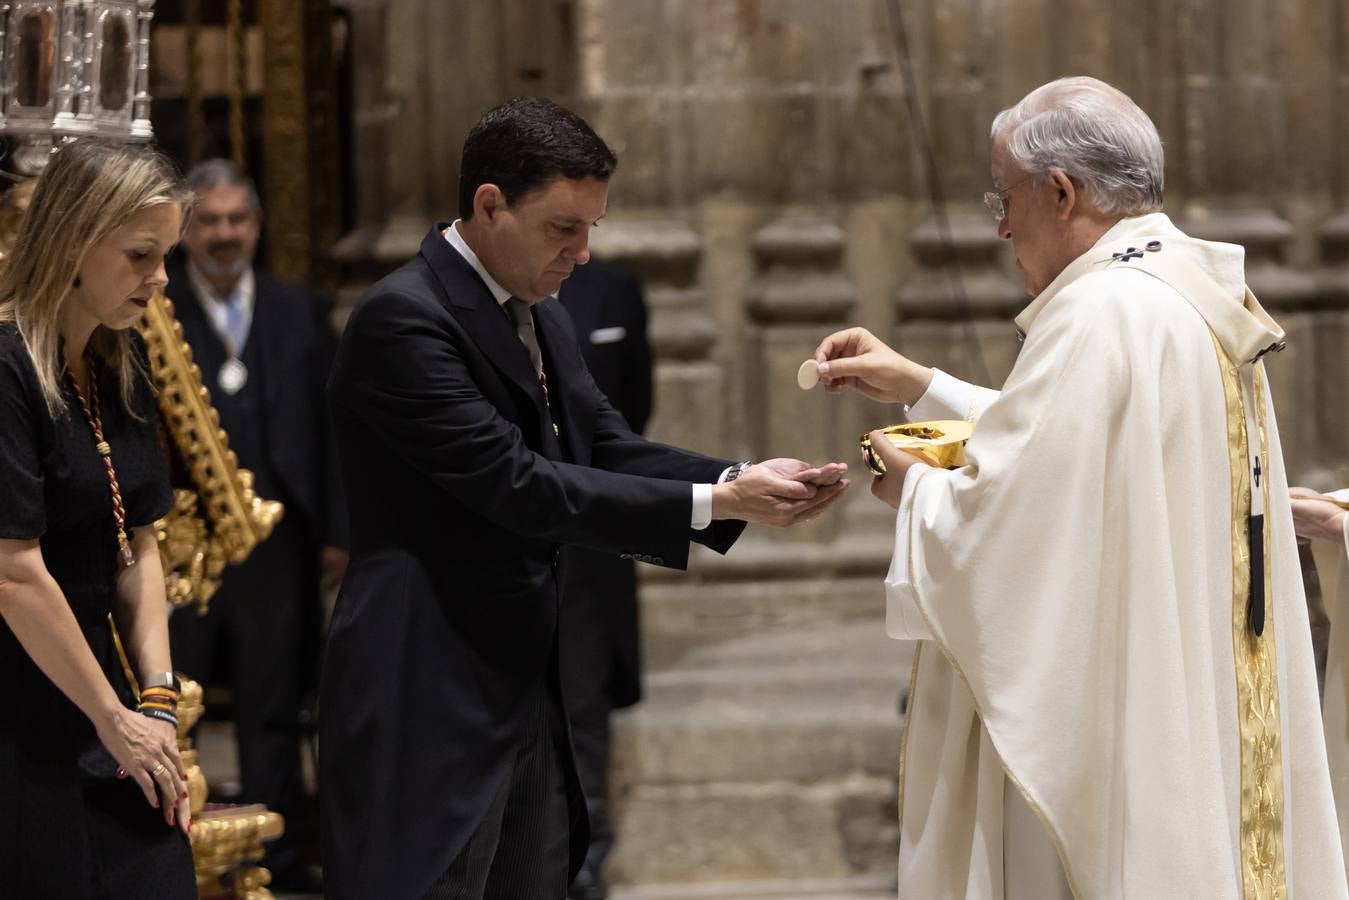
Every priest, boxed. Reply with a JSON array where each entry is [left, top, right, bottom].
[[815, 76, 1346, 897]]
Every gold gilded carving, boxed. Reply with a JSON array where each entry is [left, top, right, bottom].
[[0, 180, 35, 265], [176, 677, 211, 813], [155, 489, 220, 610], [191, 803, 285, 900], [138, 291, 283, 611], [137, 287, 288, 895], [1211, 333, 1288, 899]]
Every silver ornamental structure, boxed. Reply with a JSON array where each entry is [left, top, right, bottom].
[[0, 0, 154, 174]]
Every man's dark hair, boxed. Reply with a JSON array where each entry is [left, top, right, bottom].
[[458, 96, 618, 220]]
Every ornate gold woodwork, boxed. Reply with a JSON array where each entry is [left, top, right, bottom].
[[136, 290, 285, 899], [138, 291, 283, 611], [178, 680, 284, 900]]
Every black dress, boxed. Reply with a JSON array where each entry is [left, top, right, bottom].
[[0, 323, 195, 900]]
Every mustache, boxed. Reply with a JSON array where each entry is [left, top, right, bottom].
[[207, 241, 243, 255]]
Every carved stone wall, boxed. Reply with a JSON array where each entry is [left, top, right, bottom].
[[331, 0, 1349, 887]]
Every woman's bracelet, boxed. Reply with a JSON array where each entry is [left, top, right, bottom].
[[137, 685, 180, 728], [139, 706, 180, 728]]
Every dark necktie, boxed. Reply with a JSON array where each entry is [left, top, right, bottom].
[[505, 297, 543, 377]]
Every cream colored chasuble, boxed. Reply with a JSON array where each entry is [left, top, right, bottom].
[[886, 214, 1346, 898]]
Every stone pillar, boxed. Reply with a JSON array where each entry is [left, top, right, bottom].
[[890, 0, 1024, 392], [745, 214, 856, 542], [1170, 0, 1325, 477], [895, 211, 1023, 383], [333, 0, 522, 277], [588, 217, 722, 454]]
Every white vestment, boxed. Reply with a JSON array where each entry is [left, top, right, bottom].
[[1311, 490, 1349, 884], [886, 213, 1347, 898]]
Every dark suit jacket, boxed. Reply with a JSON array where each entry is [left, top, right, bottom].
[[558, 259, 652, 709], [319, 226, 744, 900], [165, 259, 345, 548]]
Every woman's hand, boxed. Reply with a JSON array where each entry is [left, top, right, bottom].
[[96, 705, 188, 829]]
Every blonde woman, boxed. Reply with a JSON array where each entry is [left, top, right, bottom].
[[0, 139, 195, 899]]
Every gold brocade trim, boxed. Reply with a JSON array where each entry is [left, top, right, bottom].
[[1210, 333, 1287, 899]]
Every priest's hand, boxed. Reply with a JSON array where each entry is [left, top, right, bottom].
[[1289, 486, 1348, 544], [712, 458, 851, 526], [867, 429, 928, 510], [814, 327, 934, 406]]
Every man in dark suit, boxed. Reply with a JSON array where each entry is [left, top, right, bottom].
[[556, 259, 652, 900], [320, 97, 850, 900], [166, 159, 345, 890]]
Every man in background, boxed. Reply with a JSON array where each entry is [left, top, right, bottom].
[[557, 258, 652, 900], [167, 159, 346, 892]]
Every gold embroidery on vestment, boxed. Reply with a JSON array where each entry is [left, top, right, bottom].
[[1211, 333, 1287, 899]]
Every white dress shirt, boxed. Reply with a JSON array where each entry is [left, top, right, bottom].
[[186, 261, 256, 356], [443, 221, 720, 530]]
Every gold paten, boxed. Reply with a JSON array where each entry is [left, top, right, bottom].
[[860, 420, 974, 474], [1211, 332, 1287, 899]]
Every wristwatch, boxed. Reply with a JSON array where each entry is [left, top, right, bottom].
[[140, 671, 179, 691], [724, 461, 752, 482]]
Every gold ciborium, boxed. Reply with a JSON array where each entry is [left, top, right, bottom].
[[859, 420, 974, 474]]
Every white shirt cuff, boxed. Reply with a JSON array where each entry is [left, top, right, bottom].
[[907, 368, 984, 423], [692, 466, 735, 530], [884, 463, 932, 640], [691, 482, 714, 530]]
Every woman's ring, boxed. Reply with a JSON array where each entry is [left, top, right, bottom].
[[151, 763, 167, 777]]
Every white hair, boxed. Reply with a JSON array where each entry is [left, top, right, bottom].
[[991, 76, 1164, 217]]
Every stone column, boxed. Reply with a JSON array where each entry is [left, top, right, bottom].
[[890, 0, 1024, 391], [589, 218, 722, 455], [745, 214, 856, 543], [1172, 0, 1322, 477]]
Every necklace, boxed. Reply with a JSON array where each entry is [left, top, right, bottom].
[[66, 353, 136, 569]]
